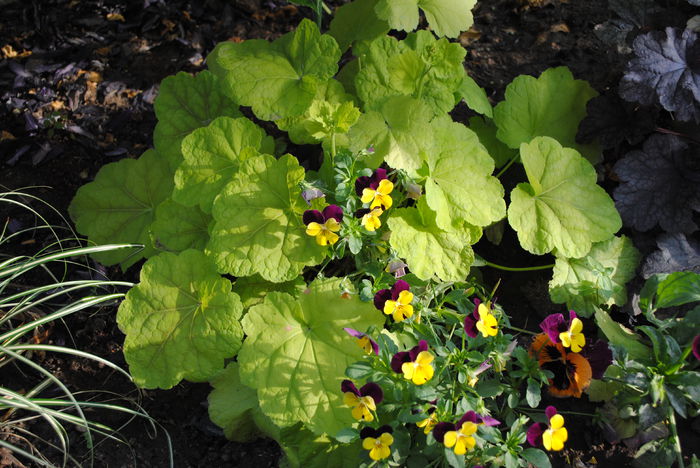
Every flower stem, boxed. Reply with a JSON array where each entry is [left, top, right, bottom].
[[507, 326, 537, 336], [668, 405, 685, 468], [483, 260, 555, 272], [495, 153, 520, 178]]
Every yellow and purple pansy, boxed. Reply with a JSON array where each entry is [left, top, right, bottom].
[[356, 168, 393, 210], [343, 327, 379, 355], [540, 310, 585, 352], [341, 379, 383, 422], [433, 411, 500, 455], [374, 280, 414, 322], [527, 406, 568, 451], [303, 205, 343, 246], [464, 298, 498, 338], [390, 340, 435, 385], [360, 425, 393, 461]]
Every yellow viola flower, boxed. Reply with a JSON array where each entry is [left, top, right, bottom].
[[340, 380, 383, 422], [401, 350, 434, 385], [303, 205, 343, 246], [443, 421, 478, 455], [383, 290, 414, 322], [542, 414, 568, 451], [559, 317, 585, 353], [361, 179, 394, 210], [416, 411, 438, 434], [361, 207, 383, 231], [361, 428, 394, 461], [475, 303, 498, 337]]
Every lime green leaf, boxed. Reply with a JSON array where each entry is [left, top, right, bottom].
[[423, 116, 506, 229], [68, 149, 174, 270], [206, 153, 324, 282], [172, 116, 274, 213], [150, 198, 211, 253], [117, 250, 244, 388], [276, 80, 359, 146], [468, 116, 517, 168], [208, 363, 277, 442], [375, 0, 476, 38], [328, 0, 389, 52], [507, 137, 622, 258], [457, 73, 493, 118], [594, 309, 651, 362], [549, 236, 640, 317], [388, 198, 480, 281], [279, 425, 361, 468], [348, 96, 432, 174], [154, 71, 241, 172], [355, 32, 466, 115], [238, 278, 384, 435], [208, 19, 340, 120], [234, 275, 306, 309], [493, 67, 600, 162], [640, 272, 700, 312]]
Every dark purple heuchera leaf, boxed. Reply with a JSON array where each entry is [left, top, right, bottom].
[[613, 134, 700, 233], [642, 233, 700, 278], [577, 94, 656, 148], [619, 28, 700, 122]]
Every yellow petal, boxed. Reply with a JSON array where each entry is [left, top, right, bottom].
[[305, 222, 322, 236], [549, 414, 565, 430], [343, 392, 359, 407], [397, 290, 413, 305], [377, 179, 394, 195], [361, 188, 375, 204], [325, 218, 341, 232], [362, 437, 376, 450], [443, 431, 458, 448], [383, 300, 397, 316], [570, 318, 583, 334]]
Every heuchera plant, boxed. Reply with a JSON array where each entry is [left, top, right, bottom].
[[67, 1, 651, 466]]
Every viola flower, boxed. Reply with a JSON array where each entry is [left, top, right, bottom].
[[343, 328, 379, 355], [341, 380, 383, 422], [416, 408, 438, 434], [303, 205, 343, 246], [391, 340, 434, 385], [540, 310, 585, 352], [467, 361, 492, 387], [464, 299, 498, 338], [530, 333, 593, 398], [360, 426, 393, 461], [357, 207, 383, 231], [527, 406, 568, 451], [356, 168, 393, 210], [374, 280, 413, 321], [443, 420, 477, 455], [693, 335, 700, 361]]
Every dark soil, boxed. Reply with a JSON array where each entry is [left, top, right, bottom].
[[1, 0, 697, 467]]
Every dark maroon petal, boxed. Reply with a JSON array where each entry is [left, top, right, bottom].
[[464, 315, 478, 338], [369, 168, 388, 189], [693, 335, 700, 361], [432, 422, 456, 443], [582, 340, 613, 379], [409, 340, 429, 361], [540, 313, 566, 344], [360, 382, 384, 404], [369, 337, 380, 355], [377, 425, 393, 435], [526, 423, 545, 447], [355, 176, 371, 196], [390, 280, 411, 300], [472, 298, 481, 319], [373, 289, 392, 311], [354, 208, 371, 218], [303, 209, 324, 226], [568, 310, 578, 324], [391, 351, 410, 373], [457, 411, 478, 426], [341, 379, 359, 395], [322, 204, 343, 223], [360, 426, 379, 439], [545, 406, 558, 420]]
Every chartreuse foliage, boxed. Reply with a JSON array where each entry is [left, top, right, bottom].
[[238, 278, 384, 435], [66, 4, 651, 467], [117, 249, 244, 388]]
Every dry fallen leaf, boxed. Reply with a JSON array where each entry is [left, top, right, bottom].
[[50, 100, 65, 111], [0, 131, 15, 140], [551, 22, 570, 33], [106, 12, 125, 22]]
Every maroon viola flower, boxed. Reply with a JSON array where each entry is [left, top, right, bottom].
[[459, 410, 501, 427], [390, 340, 428, 373], [580, 339, 613, 379], [527, 406, 558, 447], [359, 424, 393, 440], [540, 310, 578, 345], [343, 327, 379, 355], [355, 168, 388, 197], [341, 379, 384, 404], [373, 280, 410, 312], [693, 335, 700, 361], [302, 204, 343, 225], [463, 298, 482, 338], [432, 421, 455, 443]]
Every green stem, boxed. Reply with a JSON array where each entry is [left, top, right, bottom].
[[321, 1, 332, 15], [668, 405, 685, 468], [495, 153, 520, 178], [507, 326, 537, 336], [483, 260, 555, 272]]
